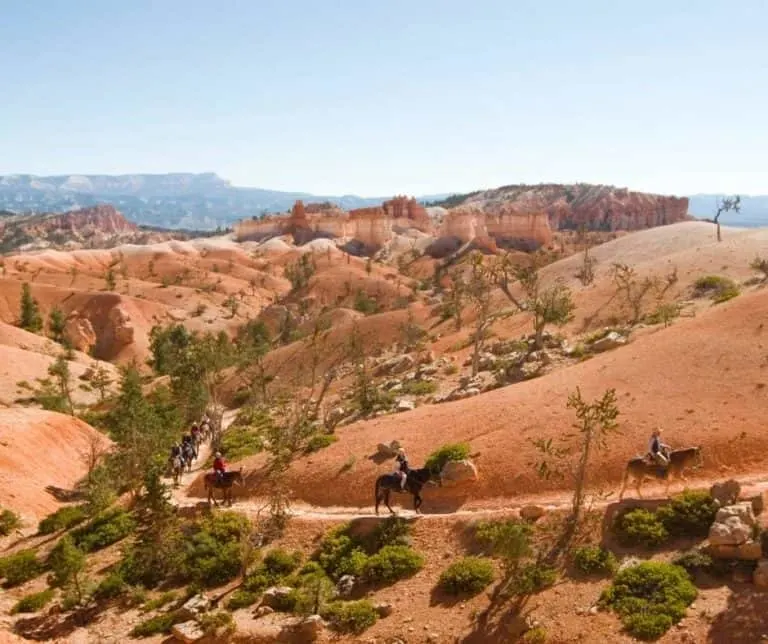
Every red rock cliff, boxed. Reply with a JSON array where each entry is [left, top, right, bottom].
[[461, 184, 689, 232]]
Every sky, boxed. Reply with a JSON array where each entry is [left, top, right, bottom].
[[2, 0, 767, 197]]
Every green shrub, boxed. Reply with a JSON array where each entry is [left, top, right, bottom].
[[322, 600, 378, 634], [315, 526, 369, 580], [0, 550, 42, 586], [199, 611, 235, 636], [363, 545, 424, 584], [142, 591, 178, 612], [11, 588, 54, 614], [130, 611, 185, 638], [693, 275, 740, 303], [182, 511, 251, 587], [439, 556, 495, 596], [242, 567, 272, 592], [0, 508, 22, 536], [475, 519, 533, 561], [508, 562, 557, 596], [305, 433, 338, 453], [93, 572, 127, 600], [263, 549, 301, 578], [572, 545, 618, 576], [353, 290, 380, 315], [424, 442, 471, 473], [522, 626, 548, 643], [366, 517, 412, 552], [226, 589, 260, 610], [71, 508, 135, 552], [215, 425, 264, 462], [600, 561, 696, 640], [614, 508, 668, 548], [400, 380, 438, 396], [657, 490, 717, 537], [38, 505, 88, 535]]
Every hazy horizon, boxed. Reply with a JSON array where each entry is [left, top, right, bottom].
[[3, 1, 767, 196]]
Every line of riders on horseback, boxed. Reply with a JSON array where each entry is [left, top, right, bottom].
[[167, 414, 223, 486]]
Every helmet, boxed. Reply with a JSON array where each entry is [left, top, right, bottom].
[[215, 452, 222, 458], [397, 448, 405, 456]]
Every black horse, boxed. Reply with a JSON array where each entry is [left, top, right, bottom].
[[374, 467, 439, 515]]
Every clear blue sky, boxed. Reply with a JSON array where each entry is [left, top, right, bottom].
[[2, 1, 766, 196]]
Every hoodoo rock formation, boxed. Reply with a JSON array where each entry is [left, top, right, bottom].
[[234, 185, 687, 254]]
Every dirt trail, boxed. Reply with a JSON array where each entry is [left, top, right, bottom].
[[175, 413, 768, 521]]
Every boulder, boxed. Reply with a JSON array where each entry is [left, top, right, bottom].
[[590, 331, 627, 353], [520, 505, 546, 522], [710, 502, 757, 543], [377, 441, 401, 458], [754, 559, 768, 588], [374, 601, 393, 618], [708, 541, 762, 560], [335, 575, 356, 598], [254, 605, 275, 618], [106, 305, 135, 346], [710, 479, 741, 508], [172, 620, 205, 644], [396, 399, 416, 413], [286, 615, 324, 641], [178, 593, 211, 620], [63, 315, 97, 353], [261, 586, 294, 609], [750, 491, 768, 515], [374, 355, 415, 377], [440, 459, 478, 486]]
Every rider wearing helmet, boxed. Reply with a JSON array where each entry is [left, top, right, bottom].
[[213, 451, 227, 483], [394, 448, 409, 491]]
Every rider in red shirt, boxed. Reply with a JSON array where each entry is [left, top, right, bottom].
[[213, 452, 227, 483]]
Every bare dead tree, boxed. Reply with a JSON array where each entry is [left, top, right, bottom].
[[713, 195, 741, 242]]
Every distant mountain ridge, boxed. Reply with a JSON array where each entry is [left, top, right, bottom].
[[0, 173, 447, 230]]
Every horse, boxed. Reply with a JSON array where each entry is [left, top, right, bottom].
[[181, 443, 196, 472], [204, 468, 244, 507], [168, 455, 184, 486], [374, 467, 439, 515], [618, 446, 703, 500]]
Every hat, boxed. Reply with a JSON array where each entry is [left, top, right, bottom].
[[215, 451, 222, 458], [397, 448, 405, 456]]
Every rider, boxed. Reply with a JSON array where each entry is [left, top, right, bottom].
[[648, 428, 671, 468], [190, 423, 200, 443], [394, 448, 409, 491], [213, 451, 227, 484], [170, 442, 182, 462]]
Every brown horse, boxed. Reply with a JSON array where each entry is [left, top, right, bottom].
[[204, 468, 244, 507], [618, 446, 702, 500]]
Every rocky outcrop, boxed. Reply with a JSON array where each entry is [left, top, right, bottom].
[[63, 315, 97, 353], [458, 184, 689, 232], [706, 502, 762, 560]]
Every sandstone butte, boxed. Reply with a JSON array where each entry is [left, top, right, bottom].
[[0, 204, 138, 237], [233, 185, 689, 253]]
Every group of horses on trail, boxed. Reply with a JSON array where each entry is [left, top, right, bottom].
[[374, 445, 704, 516]]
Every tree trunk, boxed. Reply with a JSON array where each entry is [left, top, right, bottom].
[[716, 221, 722, 242]]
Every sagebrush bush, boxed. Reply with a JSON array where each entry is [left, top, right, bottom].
[[11, 588, 55, 614], [263, 548, 301, 578], [425, 442, 470, 473], [657, 490, 717, 537], [400, 380, 438, 396], [304, 433, 338, 453], [142, 591, 178, 612], [475, 519, 533, 561], [439, 556, 495, 596], [322, 600, 378, 634], [38, 505, 88, 535], [0, 550, 42, 587], [508, 562, 557, 596], [366, 517, 412, 552], [199, 611, 235, 636], [693, 275, 740, 303], [600, 561, 696, 640], [130, 612, 185, 638], [572, 545, 618, 576], [181, 511, 251, 587], [71, 508, 135, 552], [315, 526, 369, 580], [0, 508, 22, 536], [673, 550, 716, 578], [522, 626, 548, 643], [363, 545, 424, 584], [614, 508, 668, 548], [93, 571, 127, 600], [226, 589, 260, 610]]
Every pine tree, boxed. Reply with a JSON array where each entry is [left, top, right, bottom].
[[89, 363, 113, 402], [47, 354, 74, 415], [48, 306, 66, 343], [19, 283, 43, 333]]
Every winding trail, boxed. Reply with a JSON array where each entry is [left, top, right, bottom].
[[172, 409, 768, 522]]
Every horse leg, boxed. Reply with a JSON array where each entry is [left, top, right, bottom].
[[385, 489, 395, 515], [414, 492, 422, 514], [635, 476, 644, 499], [618, 470, 629, 501], [375, 483, 381, 516]]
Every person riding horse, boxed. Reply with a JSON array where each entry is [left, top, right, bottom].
[[647, 429, 671, 468], [213, 451, 227, 484], [394, 448, 409, 491]]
